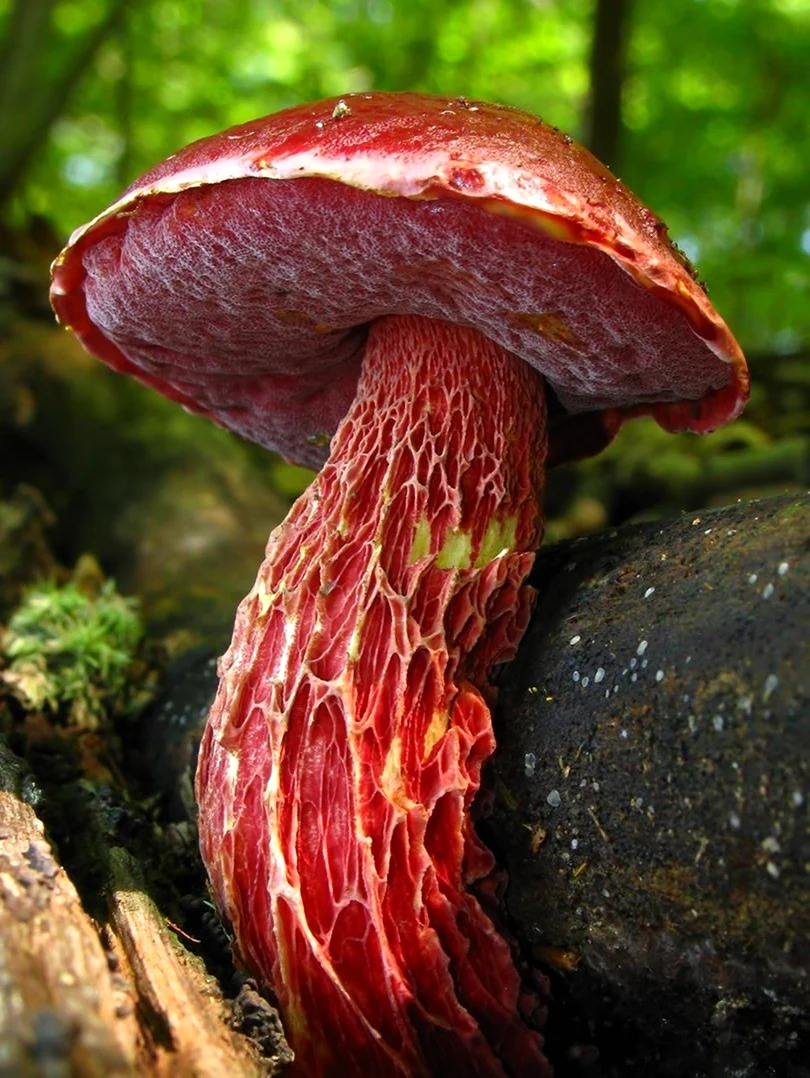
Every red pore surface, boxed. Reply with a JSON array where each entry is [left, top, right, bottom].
[[197, 316, 548, 1076], [51, 93, 748, 471]]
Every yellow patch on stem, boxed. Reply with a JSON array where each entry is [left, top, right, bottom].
[[221, 750, 241, 833], [380, 736, 415, 810], [254, 580, 273, 618], [475, 514, 518, 568], [407, 514, 519, 569], [435, 528, 473, 569], [422, 709, 449, 761], [408, 518, 432, 563]]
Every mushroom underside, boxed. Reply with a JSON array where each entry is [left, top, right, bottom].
[[75, 177, 732, 469]]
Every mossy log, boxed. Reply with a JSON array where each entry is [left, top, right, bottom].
[[0, 493, 806, 1077]]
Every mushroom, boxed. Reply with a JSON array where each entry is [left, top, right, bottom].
[[50, 93, 749, 1076]]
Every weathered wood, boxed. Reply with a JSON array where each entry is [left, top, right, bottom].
[[0, 739, 284, 1077], [106, 848, 283, 1077], [0, 741, 134, 1077], [490, 492, 809, 1076]]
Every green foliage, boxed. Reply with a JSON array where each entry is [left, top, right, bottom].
[[6, 0, 592, 228], [622, 0, 810, 353], [0, 0, 807, 526], [1, 577, 143, 724], [3, 0, 807, 361], [269, 459, 317, 500]]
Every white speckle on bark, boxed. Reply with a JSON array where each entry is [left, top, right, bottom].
[[763, 674, 779, 702]]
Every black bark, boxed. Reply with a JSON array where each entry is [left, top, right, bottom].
[[490, 492, 809, 1078]]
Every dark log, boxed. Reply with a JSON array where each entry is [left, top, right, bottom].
[[489, 492, 809, 1077]]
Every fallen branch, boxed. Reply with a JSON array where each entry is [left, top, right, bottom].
[[0, 739, 287, 1076]]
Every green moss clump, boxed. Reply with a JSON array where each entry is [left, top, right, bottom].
[[1, 579, 143, 726]]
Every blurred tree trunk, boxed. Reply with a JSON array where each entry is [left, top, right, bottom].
[[584, 0, 633, 169], [115, 9, 135, 188], [0, 0, 126, 216]]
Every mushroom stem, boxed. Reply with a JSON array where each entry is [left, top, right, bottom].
[[197, 314, 549, 1076]]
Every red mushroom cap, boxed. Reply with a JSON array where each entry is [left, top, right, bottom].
[[50, 92, 748, 470]]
